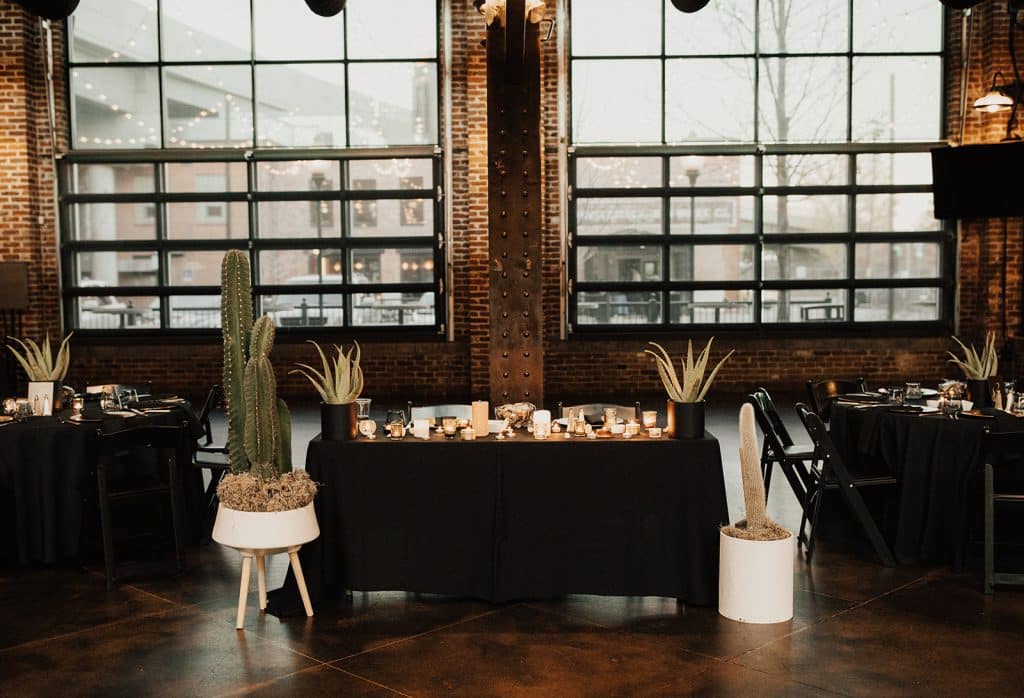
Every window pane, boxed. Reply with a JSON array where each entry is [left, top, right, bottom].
[[71, 67, 160, 148], [348, 63, 437, 146], [763, 243, 847, 280], [167, 251, 229, 286], [75, 296, 159, 330], [163, 65, 253, 148], [72, 164, 153, 194], [763, 195, 847, 233], [161, 0, 251, 61], [764, 155, 848, 187], [857, 153, 932, 185], [665, 0, 754, 55], [762, 289, 847, 323], [348, 198, 434, 237], [578, 245, 662, 283], [350, 248, 435, 284], [577, 291, 662, 325], [856, 193, 939, 233], [670, 156, 755, 188], [670, 197, 755, 235], [352, 292, 434, 326], [758, 57, 847, 142], [256, 64, 346, 148], [257, 161, 342, 192], [76, 251, 157, 287], [347, 159, 434, 190], [855, 288, 940, 322], [166, 162, 248, 192], [671, 245, 755, 281], [259, 250, 342, 286], [855, 242, 941, 279], [577, 197, 662, 236], [263, 293, 345, 328], [854, 0, 942, 53], [758, 0, 848, 54], [577, 157, 662, 189], [347, 0, 436, 59], [253, 0, 344, 60], [853, 57, 941, 142], [168, 295, 221, 328], [72, 203, 156, 241], [573, 0, 661, 56], [257, 201, 341, 239], [70, 0, 158, 62], [671, 289, 754, 324], [573, 59, 661, 144], [666, 59, 754, 142]]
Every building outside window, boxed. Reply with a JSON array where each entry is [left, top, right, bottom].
[[568, 0, 948, 330], [61, 0, 443, 332]]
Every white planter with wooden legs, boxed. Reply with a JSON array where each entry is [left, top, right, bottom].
[[212, 503, 320, 629]]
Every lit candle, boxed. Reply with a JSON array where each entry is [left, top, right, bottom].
[[444, 423, 457, 439], [472, 400, 489, 435], [626, 420, 640, 436], [461, 426, 476, 441], [642, 410, 657, 429], [648, 427, 662, 439], [532, 409, 551, 440]]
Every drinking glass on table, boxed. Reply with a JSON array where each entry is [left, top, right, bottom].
[[905, 382, 922, 400], [887, 386, 905, 406], [385, 409, 407, 438], [356, 398, 372, 419]]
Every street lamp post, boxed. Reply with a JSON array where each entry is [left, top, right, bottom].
[[683, 155, 702, 323]]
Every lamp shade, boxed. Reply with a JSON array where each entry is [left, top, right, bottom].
[[13, 0, 80, 20], [304, 0, 346, 17], [669, 0, 711, 12], [974, 89, 1013, 113], [940, 0, 986, 8]]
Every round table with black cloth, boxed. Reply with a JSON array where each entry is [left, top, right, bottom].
[[267, 432, 729, 616], [0, 402, 205, 568], [828, 403, 1023, 565]]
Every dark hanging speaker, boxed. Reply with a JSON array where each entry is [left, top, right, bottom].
[[12, 0, 80, 20], [939, 0, 987, 8], [669, 0, 711, 12], [304, 0, 347, 17], [931, 142, 1024, 219]]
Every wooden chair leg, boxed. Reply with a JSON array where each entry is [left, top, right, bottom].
[[236, 555, 252, 630], [256, 555, 267, 611], [96, 461, 116, 591], [289, 551, 314, 617], [985, 463, 995, 595]]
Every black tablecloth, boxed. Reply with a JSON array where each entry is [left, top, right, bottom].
[[0, 403, 204, 567], [829, 403, 1022, 564], [268, 432, 729, 614]]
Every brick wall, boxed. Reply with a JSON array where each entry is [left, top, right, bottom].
[[1, 3, 1021, 406]]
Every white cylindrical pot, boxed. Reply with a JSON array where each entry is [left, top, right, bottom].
[[718, 529, 794, 624], [213, 502, 320, 553]]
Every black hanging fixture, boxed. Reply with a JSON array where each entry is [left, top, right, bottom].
[[12, 0, 80, 20], [304, 0, 347, 18], [939, 0, 987, 8], [669, 0, 711, 12]]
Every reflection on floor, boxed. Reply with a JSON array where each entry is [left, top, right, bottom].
[[3, 399, 1022, 696]]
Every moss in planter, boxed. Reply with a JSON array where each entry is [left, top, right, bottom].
[[722, 519, 791, 542], [217, 470, 318, 512]]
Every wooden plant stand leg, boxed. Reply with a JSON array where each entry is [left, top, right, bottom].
[[289, 550, 314, 617], [256, 555, 267, 611], [236, 555, 252, 630]]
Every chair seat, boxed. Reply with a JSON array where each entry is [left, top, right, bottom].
[[783, 444, 815, 460]]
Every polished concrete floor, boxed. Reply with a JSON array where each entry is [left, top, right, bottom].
[[2, 401, 1023, 696]]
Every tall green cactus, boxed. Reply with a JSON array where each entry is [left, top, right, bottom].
[[220, 251, 292, 478]]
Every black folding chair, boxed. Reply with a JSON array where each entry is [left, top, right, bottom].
[[796, 403, 897, 567], [983, 431, 1024, 593], [746, 390, 816, 506], [192, 386, 230, 537], [805, 377, 868, 421], [94, 424, 189, 590]]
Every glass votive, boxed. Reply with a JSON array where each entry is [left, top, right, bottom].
[[888, 386, 905, 406], [587, 431, 597, 439], [72, 397, 85, 416], [648, 427, 663, 439], [642, 410, 657, 429], [444, 423, 457, 439], [442, 416, 458, 432], [532, 409, 551, 440], [610, 422, 625, 435], [584, 423, 593, 435], [358, 419, 377, 439], [461, 426, 476, 441], [388, 422, 406, 439], [3, 397, 16, 415], [412, 419, 431, 439], [905, 382, 922, 400], [603, 407, 617, 429], [355, 397, 372, 419], [625, 420, 640, 436]]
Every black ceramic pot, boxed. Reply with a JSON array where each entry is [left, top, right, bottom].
[[321, 402, 358, 441], [966, 378, 993, 409], [666, 399, 705, 439]]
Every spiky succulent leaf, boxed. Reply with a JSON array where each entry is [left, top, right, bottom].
[[697, 349, 735, 402]]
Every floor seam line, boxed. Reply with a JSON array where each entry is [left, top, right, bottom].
[[328, 665, 416, 697]]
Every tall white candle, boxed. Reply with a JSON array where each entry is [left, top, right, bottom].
[[472, 400, 489, 435]]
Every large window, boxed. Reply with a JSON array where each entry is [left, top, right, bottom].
[[62, 0, 442, 333], [568, 0, 950, 329]]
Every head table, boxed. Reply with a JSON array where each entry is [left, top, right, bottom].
[[0, 402, 204, 568], [268, 430, 729, 616]]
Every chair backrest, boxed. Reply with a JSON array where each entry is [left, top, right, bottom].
[[805, 377, 867, 419], [409, 404, 473, 421], [560, 403, 638, 421], [795, 402, 841, 466], [753, 387, 795, 448], [981, 431, 1024, 469], [745, 392, 790, 459], [95, 424, 190, 461], [195, 386, 222, 446]]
